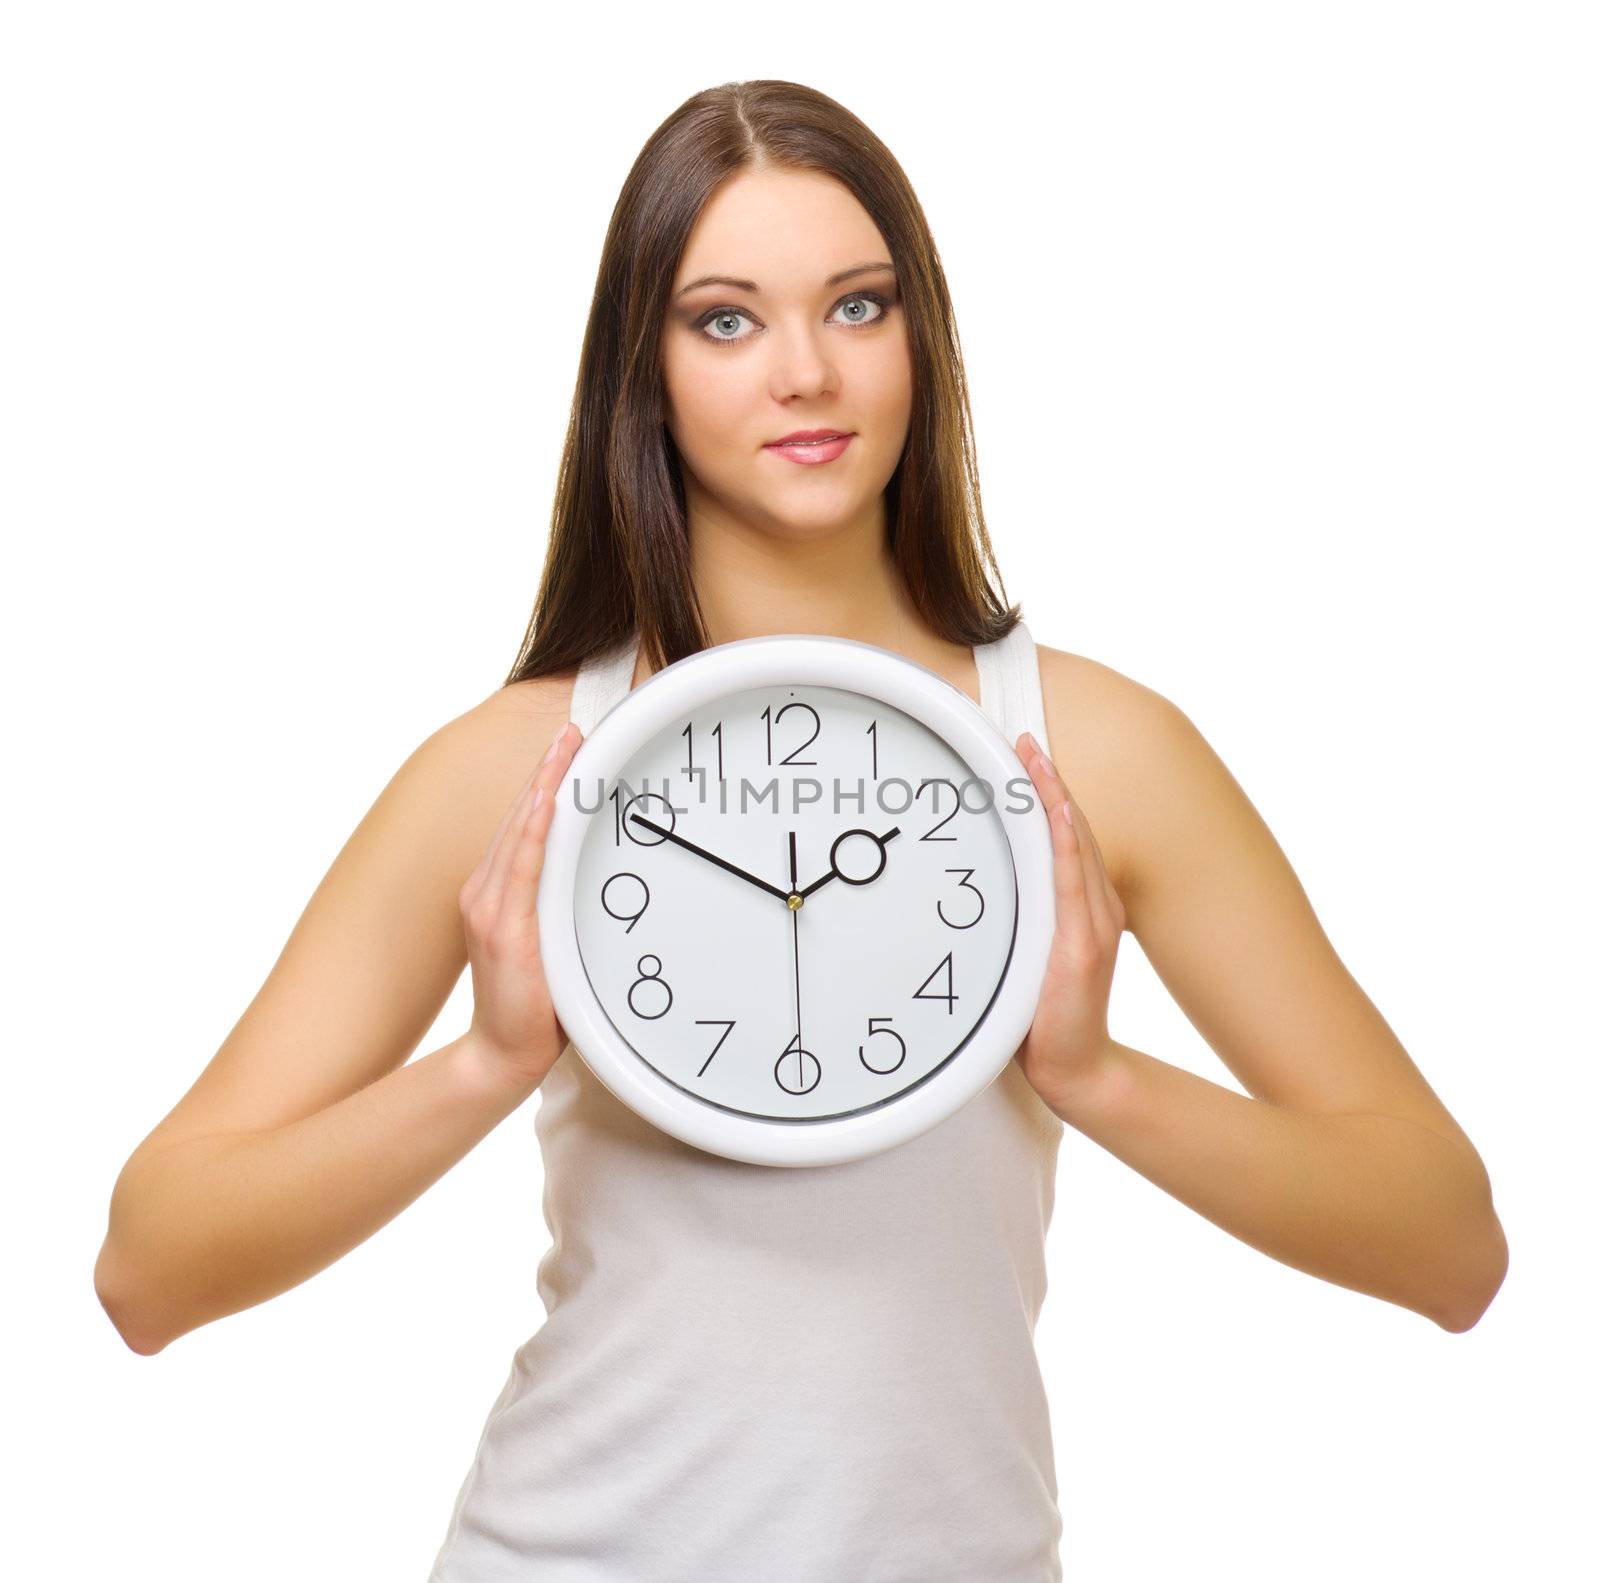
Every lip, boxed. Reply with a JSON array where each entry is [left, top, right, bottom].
[[763, 430, 855, 465], [768, 428, 851, 445]]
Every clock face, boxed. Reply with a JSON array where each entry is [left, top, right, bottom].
[[571, 681, 1019, 1122]]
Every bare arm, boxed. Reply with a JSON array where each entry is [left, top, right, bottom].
[[94, 681, 579, 1355], [1051, 1041, 1504, 1332], [1031, 654, 1509, 1333], [96, 1031, 536, 1355]]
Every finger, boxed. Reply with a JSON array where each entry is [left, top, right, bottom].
[[1075, 794, 1125, 930], [1025, 739, 1117, 943], [1020, 733, 1117, 913], [1059, 781, 1122, 938], [463, 756, 546, 911], [1045, 786, 1093, 948], [478, 721, 575, 917], [468, 725, 564, 904], [509, 755, 565, 927], [1020, 737, 1091, 941], [1018, 732, 1063, 834]]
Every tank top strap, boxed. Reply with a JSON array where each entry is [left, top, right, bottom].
[[973, 618, 1053, 759], [568, 631, 642, 735]]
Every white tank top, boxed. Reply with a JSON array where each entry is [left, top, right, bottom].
[[430, 623, 1066, 1581]]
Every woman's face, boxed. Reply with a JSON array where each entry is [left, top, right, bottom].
[[660, 167, 913, 542]]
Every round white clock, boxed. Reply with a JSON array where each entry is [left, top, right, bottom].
[[536, 633, 1054, 1168]]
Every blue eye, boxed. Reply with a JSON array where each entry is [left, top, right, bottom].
[[693, 290, 893, 348]]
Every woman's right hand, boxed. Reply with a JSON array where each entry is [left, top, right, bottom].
[[458, 719, 584, 1091]]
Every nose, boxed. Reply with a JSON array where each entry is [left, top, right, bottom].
[[766, 319, 837, 403]]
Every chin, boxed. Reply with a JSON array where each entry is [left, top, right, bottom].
[[689, 466, 875, 540], [759, 497, 869, 540]]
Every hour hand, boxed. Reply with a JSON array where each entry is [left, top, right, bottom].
[[798, 825, 901, 900], [628, 814, 792, 903]]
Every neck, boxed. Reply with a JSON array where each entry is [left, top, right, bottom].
[[685, 492, 912, 651], [630, 490, 981, 707]]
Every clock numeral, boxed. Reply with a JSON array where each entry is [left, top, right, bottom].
[[866, 718, 879, 779], [694, 1018, 735, 1078], [859, 1015, 907, 1075], [612, 789, 677, 848], [936, 868, 985, 929], [916, 778, 961, 842], [681, 720, 727, 782], [627, 954, 673, 1021], [762, 700, 820, 767], [912, 951, 958, 1015], [600, 872, 650, 934], [775, 1031, 821, 1095]]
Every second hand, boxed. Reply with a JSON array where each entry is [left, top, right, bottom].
[[788, 829, 802, 1062]]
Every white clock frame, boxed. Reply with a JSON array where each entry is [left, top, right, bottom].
[[537, 633, 1055, 1168]]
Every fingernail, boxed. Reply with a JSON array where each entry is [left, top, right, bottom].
[[542, 726, 566, 764], [1041, 752, 1060, 781]]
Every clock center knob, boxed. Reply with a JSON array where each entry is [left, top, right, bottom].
[[786, 893, 803, 911]]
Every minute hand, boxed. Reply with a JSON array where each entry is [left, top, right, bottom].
[[797, 825, 902, 900], [628, 814, 793, 903]]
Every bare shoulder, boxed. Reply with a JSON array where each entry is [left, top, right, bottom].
[[1032, 641, 1186, 907], [115, 667, 586, 1172], [462, 670, 582, 762], [436, 670, 583, 853], [337, 667, 585, 932]]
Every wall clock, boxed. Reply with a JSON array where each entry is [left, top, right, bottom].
[[537, 634, 1054, 1167]]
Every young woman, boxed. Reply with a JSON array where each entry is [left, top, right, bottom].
[[95, 80, 1508, 1579]]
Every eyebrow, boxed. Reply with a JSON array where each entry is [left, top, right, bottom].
[[673, 260, 896, 299]]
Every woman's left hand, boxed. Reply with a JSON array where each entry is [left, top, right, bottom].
[[1012, 731, 1128, 1117]]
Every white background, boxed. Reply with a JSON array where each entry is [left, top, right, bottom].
[[7, 3, 1594, 1578]]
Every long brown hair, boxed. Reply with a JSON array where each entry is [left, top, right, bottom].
[[503, 79, 1020, 688]]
